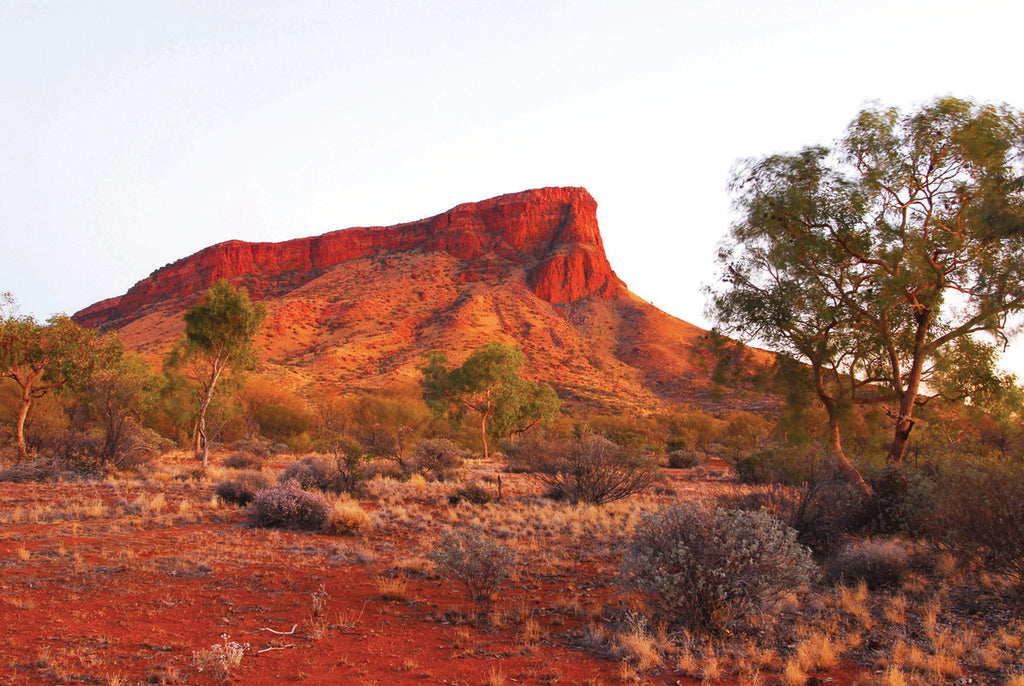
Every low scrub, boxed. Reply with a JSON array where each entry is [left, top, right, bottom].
[[913, 459, 1024, 582], [824, 537, 913, 589], [429, 529, 516, 612], [406, 438, 469, 481], [248, 479, 330, 530], [216, 471, 272, 506], [720, 478, 869, 558], [621, 502, 816, 634], [508, 434, 659, 505], [279, 446, 366, 494]]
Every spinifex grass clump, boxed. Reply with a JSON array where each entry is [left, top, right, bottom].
[[248, 479, 330, 530], [622, 502, 816, 634]]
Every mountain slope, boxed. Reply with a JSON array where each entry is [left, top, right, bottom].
[[74, 187, 757, 411]]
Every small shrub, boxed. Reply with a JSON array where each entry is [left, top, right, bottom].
[[429, 529, 516, 612], [223, 451, 265, 470], [527, 435, 659, 505], [913, 459, 1024, 582], [215, 471, 272, 506], [825, 538, 912, 588], [279, 446, 367, 495], [407, 438, 469, 481], [724, 478, 870, 558], [667, 449, 703, 469], [191, 634, 249, 680], [448, 481, 493, 505], [621, 502, 816, 634], [249, 479, 330, 530], [323, 498, 372, 535], [230, 437, 272, 459], [280, 456, 334, 490]]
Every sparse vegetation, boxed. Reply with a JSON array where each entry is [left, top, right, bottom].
[[429, 528, 516, 613], [621, 502, 816, 634], [248, 479, 331, 530]]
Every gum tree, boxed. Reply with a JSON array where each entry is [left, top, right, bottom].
[[1, 313, 114, 461], [711, 97, 1024, 466], [166, 280, 266, 468], [421, 342, 559, 458]]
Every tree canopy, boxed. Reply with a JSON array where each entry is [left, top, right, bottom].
[[166, 280, 266, 467], [710, 97, 1024, 473], [0, 313, 116, 460], [421, 341, 560, 458]]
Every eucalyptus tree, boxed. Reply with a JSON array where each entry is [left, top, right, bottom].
[[421, 342, 559, 458], [166, 280, 266, 468], [711, 97, 1024, 467], [0, 313, 115, 461]]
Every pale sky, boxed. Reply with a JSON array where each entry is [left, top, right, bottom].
[[2, 0, 1023, 374]]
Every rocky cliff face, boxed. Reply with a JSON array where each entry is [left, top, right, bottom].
[[74, 187, 622, 330]]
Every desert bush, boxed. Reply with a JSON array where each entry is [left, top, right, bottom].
[[278, 445, 367, 494], [621, 502, 816, 634], [322, 498, 372, 535], [280, 455, 333, 490], [41, 421, 172, 476], [912, 459, 1024, 582], [222, 450, 265, 470], [429, 529, 516, 612], [824, 538, 912, 589], [736, 445, 832, 485], [719, 411, 774, 461], [722, 477, 869, 558], [407, 438, 470, 481], [448, 480, 493, 505], [502, 433, 559, 473], [666, 449, 704, 469], [248, 479, 330, 530], [215, 470, 272, 506], [230, 437, 273, 458], [528, 435, 659, 505]]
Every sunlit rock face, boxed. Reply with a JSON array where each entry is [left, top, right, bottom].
[[74, 187, 622, 329]]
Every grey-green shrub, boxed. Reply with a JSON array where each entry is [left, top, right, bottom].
[[824, 538, 912, 589], [249, 479, 330, 530], [621, 502, 816, 634], [407, 438, 469, 481], [216, 470, 272, 506], [912, 459, 1024, 582], [527, 434, 659, 505], [428, 529, 515, 612]]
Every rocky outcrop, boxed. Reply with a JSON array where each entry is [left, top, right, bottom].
[[74, 187, 623, 329]]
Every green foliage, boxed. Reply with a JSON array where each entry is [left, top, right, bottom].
[[621, 503, 816, 634], [911, 459, 1024, 583], [421, 342, 559, 458], [351, 387, 431, 467], [79, 351, 163, 467], [657, 408, 723, 457], [166, 280, 266, 467], [719, 410, 774, 461], [239, 377, 316, 442], [711, 97, 1024, 467], [0, 313, 116, 460], [428, 529, 516, 612]]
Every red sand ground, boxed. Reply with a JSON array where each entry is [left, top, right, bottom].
[[2, 458, 873, 686]]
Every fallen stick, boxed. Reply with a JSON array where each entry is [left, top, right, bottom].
[[254, 624, 298, 636]]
